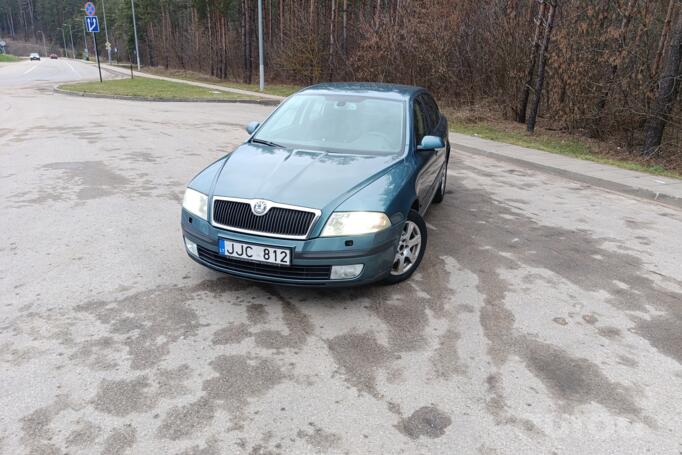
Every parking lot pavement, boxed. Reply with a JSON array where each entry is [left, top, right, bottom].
[[1, 77, 682, 455]]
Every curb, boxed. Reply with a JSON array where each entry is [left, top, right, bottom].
[[53, 86, 281, 106], [450, 141, 682, 210]]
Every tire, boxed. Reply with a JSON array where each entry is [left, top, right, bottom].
[[383, 210, 428, 284], [432, 164, 448, 204]]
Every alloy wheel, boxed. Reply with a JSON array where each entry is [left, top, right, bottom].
[[391, 220, 422, 276]]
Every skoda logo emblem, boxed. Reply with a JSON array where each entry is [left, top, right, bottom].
[[252, 200, 269, 216]]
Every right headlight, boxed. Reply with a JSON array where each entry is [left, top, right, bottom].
[[182, 188, 208, 220], [321, 212, 391, 237]]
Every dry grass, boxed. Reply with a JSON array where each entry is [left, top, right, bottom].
[[444, 105, 682, 179]]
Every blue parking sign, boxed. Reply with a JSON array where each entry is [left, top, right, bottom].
[[85, 16, 100, 33]]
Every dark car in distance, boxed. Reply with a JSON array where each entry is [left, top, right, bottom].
[[182, 83, 449, 286]]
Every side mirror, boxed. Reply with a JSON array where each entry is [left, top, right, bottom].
[[417, 135, 445, 151], [245, 121, 261, 135]]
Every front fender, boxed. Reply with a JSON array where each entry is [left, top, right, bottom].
[[187, 156, 227, 195], [332, 160, 416, 226]]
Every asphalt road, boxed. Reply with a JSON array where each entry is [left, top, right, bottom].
[[0, 57, 110, 88], [1, 59, 682, 455]]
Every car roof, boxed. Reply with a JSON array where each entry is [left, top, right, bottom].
[[297, 82, 425, 101]]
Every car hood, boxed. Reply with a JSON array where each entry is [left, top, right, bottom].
[[212, 143, 402, 210]]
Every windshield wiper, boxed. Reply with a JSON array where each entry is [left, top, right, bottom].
[[251, 138, 284, 148]]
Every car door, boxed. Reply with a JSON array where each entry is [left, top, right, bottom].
[[422, 93, 448, 201], [413, 96, 437, 213], [413, 94, 446, 213]]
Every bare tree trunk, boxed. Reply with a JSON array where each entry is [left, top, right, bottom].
[[375, 0, 381, 29], [268, 0, 272, 47], [328, 0, 336, 80], [342, 0, 348, 56], [592, 0, 637, 135], [9, 9, 15, 38], [643, 7, 682, 156], [242, 0, 252, 84], [279, 0, 283, 45], [516, 0, 546, 123], [653, 0, 676, 77], [527, 1, 557, 133]]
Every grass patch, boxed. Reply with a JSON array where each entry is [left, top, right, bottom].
[[0, 54, 20, 62], [59, 77, 259, 101], [142, 67, 300, 97], [449, 119, 682, 180]]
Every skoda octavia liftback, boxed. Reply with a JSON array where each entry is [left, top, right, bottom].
[[181, 83, 449, 286]]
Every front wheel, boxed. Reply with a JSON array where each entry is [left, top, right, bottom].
[[383, 210, 427, 284]]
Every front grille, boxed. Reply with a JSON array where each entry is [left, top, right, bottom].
[[197, 246, 331, 281], [212, 199, 317, 238]]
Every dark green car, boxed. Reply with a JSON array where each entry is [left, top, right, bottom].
[[181, 83, 449, 286]]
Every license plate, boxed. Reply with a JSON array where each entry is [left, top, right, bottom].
[[219, 239, 291, 266]]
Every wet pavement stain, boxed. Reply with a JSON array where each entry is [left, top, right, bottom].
[[252, 287, 313, 350], [93, 376, 156, 417], [633, 314, 682, 365], [202, 354, 288, 420], [76, 283, 207, 370], [326, 332, 391, 398], [176, 437, 222, 455], [19, 395, 73, 454], [65, 420, 101, 449], [101, 425, 136, 455], [296, 422, 342, 452], [157, 397, 216, 440], [396, 406, 452, 439], [522, 337, 640, 416], [246, 303, 270, 325], [42, 160, 130, 201], [212, 322, 251, 345], [434, 174, 680, 425]]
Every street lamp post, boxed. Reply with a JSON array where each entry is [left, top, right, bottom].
[[36, 30, 47, 56], [66, 23, 76, 59], [130, 0, 141, 70], [258, 0, 264, 91], [101, 0, 112, 64]]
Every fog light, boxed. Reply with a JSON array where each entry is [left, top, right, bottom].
[[330, 264, 363, 280], [184, 237, 198, 256]]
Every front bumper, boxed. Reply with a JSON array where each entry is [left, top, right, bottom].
[[181, 209, 400, 287]]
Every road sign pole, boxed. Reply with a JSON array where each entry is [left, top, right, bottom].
[[93, 32, 102, 83], [131, 0, 141, 70], [258, 0, 264, 92]]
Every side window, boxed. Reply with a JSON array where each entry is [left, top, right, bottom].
[[413, 99, 427, 145], [422, 94, 440, 131]]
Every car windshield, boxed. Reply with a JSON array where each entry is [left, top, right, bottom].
[[253, 93, 406, 155]]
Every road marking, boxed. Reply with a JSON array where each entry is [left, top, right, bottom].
[[65, 61, 81, 79], [23, 65, 38, 75]]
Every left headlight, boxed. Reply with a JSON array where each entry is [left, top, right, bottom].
[[183, 188, 208, 220], [321, 212, 391, 237]]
